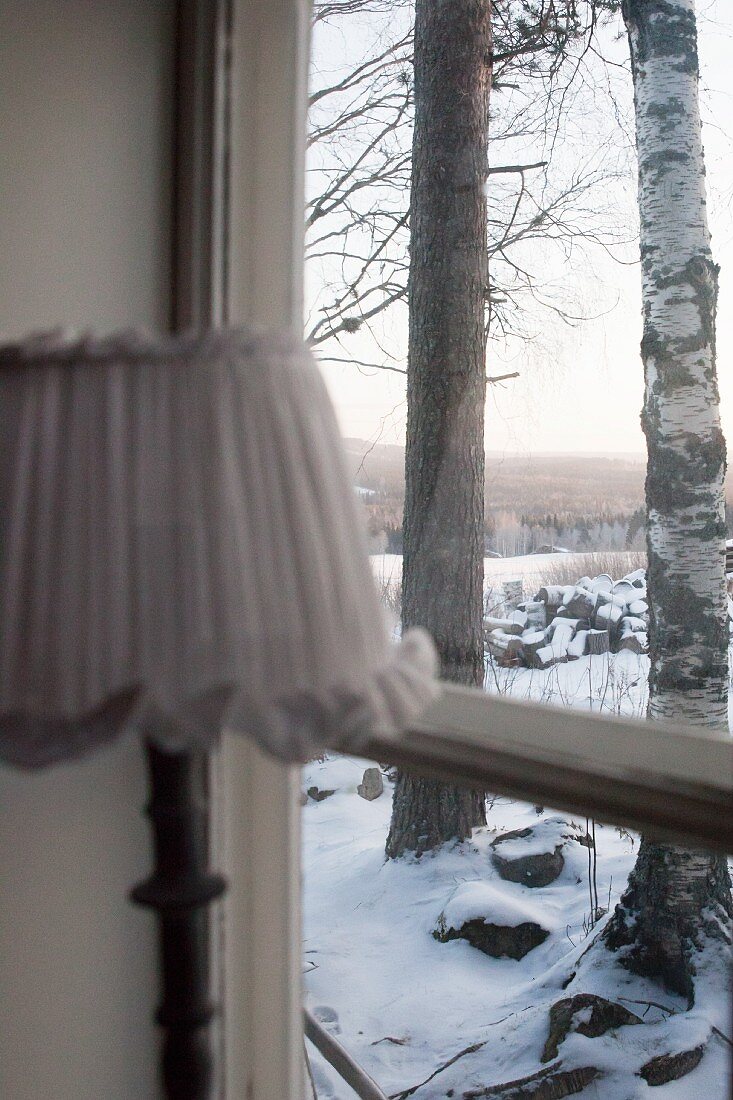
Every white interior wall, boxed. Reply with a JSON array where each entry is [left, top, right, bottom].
[[0, 736, 159, 1099], [0, 3, 174, 1097], [0, 0, 173, 338], [0, 1, 313, 1095]]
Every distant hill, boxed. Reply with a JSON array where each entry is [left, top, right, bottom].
[[344, 438, 733, 554], [342, 439, 647, 516]]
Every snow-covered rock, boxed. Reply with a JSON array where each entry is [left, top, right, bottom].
[[541, 993, 642, 1063], [490, 818, 592, 889], [435, 882, 553, 960], [492, 834, 564, 888]]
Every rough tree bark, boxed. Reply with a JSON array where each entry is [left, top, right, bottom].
[[386, 0, 490, 859], [603, 0, 733, 1003]]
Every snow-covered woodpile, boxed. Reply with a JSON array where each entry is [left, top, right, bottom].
[[485, 570, 649, 668]]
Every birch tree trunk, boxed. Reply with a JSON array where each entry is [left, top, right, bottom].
[[385, 0, 490, 859], [603, 0, 732, 1002]]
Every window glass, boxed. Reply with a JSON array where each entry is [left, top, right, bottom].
[[304, 2, 733, 1096]]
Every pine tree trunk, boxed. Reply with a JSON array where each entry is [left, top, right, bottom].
[[603, 0, 733, 1002], [385, 0, 490, 859]]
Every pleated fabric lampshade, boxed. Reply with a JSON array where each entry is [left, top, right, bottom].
[[0, 328, 437, 768]]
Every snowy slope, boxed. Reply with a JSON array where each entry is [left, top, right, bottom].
[[304, 556, 732, 1097], [303, 751, 732, 1098], [302, 642, 732, 1097]]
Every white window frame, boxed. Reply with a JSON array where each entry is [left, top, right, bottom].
[[181, 3, 733, 1096]]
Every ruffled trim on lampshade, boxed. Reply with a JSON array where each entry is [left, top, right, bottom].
[[0, 627, 438, 769], [0, 328, 439, 768]]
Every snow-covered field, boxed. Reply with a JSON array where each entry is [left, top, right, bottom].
[[370, 551, 646, 604], [302, 555, 732, 1098]]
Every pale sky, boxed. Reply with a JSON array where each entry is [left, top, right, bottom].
[[309, 1, 733, 457]]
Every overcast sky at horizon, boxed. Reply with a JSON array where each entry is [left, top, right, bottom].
[[308, 1, 733, 458]]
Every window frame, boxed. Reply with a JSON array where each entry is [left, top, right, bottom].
[[184, 3, 733, 1096]]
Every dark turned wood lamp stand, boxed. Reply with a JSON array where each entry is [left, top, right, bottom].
[[131, 743, 227, 1100], [131, 1, 230, 1092]]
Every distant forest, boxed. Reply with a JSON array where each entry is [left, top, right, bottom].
[[344, 439, 733, 556]]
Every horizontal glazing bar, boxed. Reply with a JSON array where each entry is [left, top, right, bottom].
[[353, 685, 733, 853]]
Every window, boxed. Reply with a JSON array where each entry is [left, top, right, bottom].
[[302, 2, 733, 1097], [2, 3, 729, 1098]]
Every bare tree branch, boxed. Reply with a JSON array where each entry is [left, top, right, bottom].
[[306, 0, 632, 364]]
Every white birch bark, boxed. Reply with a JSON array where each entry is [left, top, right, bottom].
[[603, 0, 732, 1004], [631, 0, 728, 726]]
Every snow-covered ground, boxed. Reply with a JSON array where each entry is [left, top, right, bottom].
[[302, 555, 732, 1098], [303, 751, 731, 1096]]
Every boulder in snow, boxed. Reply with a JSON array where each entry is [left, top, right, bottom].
[[307, 786, 335, 802], [541, 993, 642, 1063], [435, 882, 551, 960], [357, 767, 384, 801], [490, 821, 577, 888]]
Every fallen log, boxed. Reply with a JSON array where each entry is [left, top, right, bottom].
[[463, 1062, 599, 1099]]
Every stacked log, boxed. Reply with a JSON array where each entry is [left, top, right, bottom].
[[595, 603, 623, 634], [485, 615, 524, 636], [619, 632, 646, 654], [563, 587, 597, 619], [524, 601, 546, 631], [484, 567, 657, 668], [536, 585, 573, 616], [503, 578, 524, 611], [522, 630, 548, 667], [567, 630, 589, 659], [586, 629, 611, 656]]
